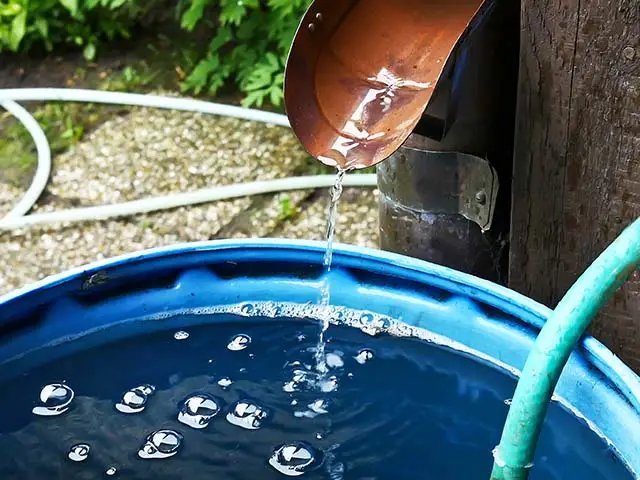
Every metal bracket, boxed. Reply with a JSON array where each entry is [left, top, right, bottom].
[[377, 146, 499, 231]]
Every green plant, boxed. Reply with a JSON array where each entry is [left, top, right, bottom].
[[179, 0, 312, 107], [0, 0, 147, 60], [277, 194, 298, 221]]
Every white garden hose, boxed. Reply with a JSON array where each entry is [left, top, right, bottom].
[[0, 100, 52, 221], [0, 88, 377, 230]]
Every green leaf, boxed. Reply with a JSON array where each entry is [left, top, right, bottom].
[[34, 17, 49, 39], [241, 89, 266, 108], [9, 10, 26, 51], [83, 43, 96, 60], [180, 0, 209, 31], [109, 0, 128, 9], [59, 0, 79, 16], [0, 3, 22, 17], [207, 25, 232, 53], [269, 85, 283, 106]]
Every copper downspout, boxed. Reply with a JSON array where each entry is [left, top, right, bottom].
[[283, 0, 490, 169]]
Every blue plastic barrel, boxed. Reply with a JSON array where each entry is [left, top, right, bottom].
[[1, 239, 639, 479]]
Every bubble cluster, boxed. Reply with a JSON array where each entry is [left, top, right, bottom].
[[67, 443, 90, 462], [227, 334, 251, 351], [32, 383, 74, 417], [138, 429, 183, 460], [269, 442, 322, 477], [354, 349, 374, 365], [226, 400, 270, 430], [115, 384, 155, 414], [325, 352, 344, 369], [174, 331, 190, 340], [294, 399, 329, 419], [178, 393, 221, 429]]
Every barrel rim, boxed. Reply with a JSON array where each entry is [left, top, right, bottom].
[[1, 238, 639, 408]]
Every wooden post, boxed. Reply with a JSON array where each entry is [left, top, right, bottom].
[[509, 0, 640, 371]]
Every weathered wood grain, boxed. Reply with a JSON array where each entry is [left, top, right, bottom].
[[509, 0, 640, 370]]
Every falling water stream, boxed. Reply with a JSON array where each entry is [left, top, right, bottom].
[[314, 167, 347, 376]]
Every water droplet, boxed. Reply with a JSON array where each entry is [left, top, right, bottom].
[[308, 23, 315, 32], [174, 331, 189, 340], [269, 442, 322, 476], [354, 349, 374, 364], [105, 466, 117, 476], [68, 443, 90, 462], [138, 429, 183, 460], [227, 334, 251, 351], [326, 352, 344, 368], [33, 383, 74, 416], [115, 385, 155, 414], [226, 400, 270, 430], [315, 12, 323, 22], [178, 393, 221, 429], [241, 303, 255, 314], [217, 377, 232, 388]]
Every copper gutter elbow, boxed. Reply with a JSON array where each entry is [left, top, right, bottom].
[[283, 0, 493, 169]]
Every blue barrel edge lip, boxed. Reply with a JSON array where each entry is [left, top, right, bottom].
[[1, 238, 639, 475]]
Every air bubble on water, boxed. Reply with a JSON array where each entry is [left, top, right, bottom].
[[138, 429, 183, 460], [504, 398, 512, 406], [105, 466, 117, 476], [174, 331, 189, 340], [239, 367, 247, 373], [347, 373, 354, 378], [241, 303, 255, 315], [115, 385, 155, 414], [354, 349, 374, 364], [178, 393, 221, 429], [319, 376, 338, 393], [316, 433, 323, 440], [283, 381, 297, 393], [325, 352, 344, 369], [297, 333, 306, 342], [227, 334, 251, 351], [226, 400, 270, 430], [294, 399, 329, 419], [32, 383, 74, 416], [291, 399, 298, 406], [269, 442, 322, 477], [68, 443, 90, 462], [249, 353, 255, 359], [217, 377, 232, 388]]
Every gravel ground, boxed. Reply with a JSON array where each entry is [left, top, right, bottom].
[[0, 104, 379, 295]]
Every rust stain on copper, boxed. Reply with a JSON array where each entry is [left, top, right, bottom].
[[284, 0, 488, 169]]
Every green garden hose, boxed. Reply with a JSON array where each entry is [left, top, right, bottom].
[[490, 217, 640, 480]]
